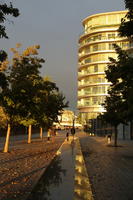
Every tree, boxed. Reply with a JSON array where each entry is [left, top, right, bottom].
[[118, 0, 133, 139], [118, 0, 133, 41], [35, 80, 68, 137], [0, 45, 44, 151], [0, 2, 19, 39], [8, 45, 45, 144], [102, 0, 133, 143], [100, 45, 125, 145], [1, 44, 68, 152], [0, 86, 20, 152], [101, 88, 125, 146], [11, 46, 68, 141], [0, 2, 19, 91], [101, 44, 133, 142], [124, 0, 133, 9]]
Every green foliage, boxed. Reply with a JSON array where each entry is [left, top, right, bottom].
[[0, 50, 7, 62], [0, 51, 8, 91], [0, 2, 19, 93], [0, 45, 68, 129], [35, 80, 68, 129], [124, 0, 133, 10], [6, 46, 45, 125], [102, 44, 133, 126], [0, 106, 8, 128], [0, 72, 8, 90], [0, 2, 20, 39], [102, 2, 133, 140], [101, 88, 125, 127], [106, 44, 130, 86], [118, 0, 133, 39], [19, 119, 36, 127]]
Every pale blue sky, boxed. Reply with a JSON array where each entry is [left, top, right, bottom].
[[1, 0, 125, 110]]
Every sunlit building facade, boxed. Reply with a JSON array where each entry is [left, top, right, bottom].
[[77, 10, 129, 124], [54, 110, 82, 129]]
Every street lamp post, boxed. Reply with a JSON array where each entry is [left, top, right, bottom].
[[71, 112, 76, 139]]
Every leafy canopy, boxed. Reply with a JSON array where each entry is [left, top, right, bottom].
[[0, 44, 68, 129], [101, 44, 133, 125], [118, 0, 133, 39], [0, 1, 19, 39]]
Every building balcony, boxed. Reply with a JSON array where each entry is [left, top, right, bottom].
[[79, 48, 115, 57], [79, 28, 119, 43], [78, 82, 110, 89], [78, 72, 105, 79], [77, 105, 104, 113], [78, 93, 108, 99], [77, 104, 101, 108], [79, 36, 128, 49], [78, 61, 110, 70], [78, 50, 115, 62]]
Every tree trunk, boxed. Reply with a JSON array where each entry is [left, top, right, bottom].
[[3, 124, 11, 153], [130, 120, 133, 140], [28, 125, 32, 144], [123, 124, 125, 140], [114, 125, 118, 147], [40, 127, 43, 140]]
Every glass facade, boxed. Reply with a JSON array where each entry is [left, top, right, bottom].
[[77, 11, 129, 123]]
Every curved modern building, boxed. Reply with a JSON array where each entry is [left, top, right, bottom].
[[77, 10, 129, 123]]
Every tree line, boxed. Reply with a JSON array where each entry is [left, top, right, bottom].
[[100, 0, 133, 146], [0, 2, 68, 152]]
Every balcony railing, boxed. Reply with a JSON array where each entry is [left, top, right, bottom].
[[78, 102, 104, 107], [78, 91, 108, 96], [78, 70, 105, 76], [79, 35, 128, 47], [78, 80, 109, 86]]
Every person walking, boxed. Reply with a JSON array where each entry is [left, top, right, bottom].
[[66, 132, 69, 141], [107, 134, 111, 144], [47, 128, 51, 142], [71, 127, 75, 139]]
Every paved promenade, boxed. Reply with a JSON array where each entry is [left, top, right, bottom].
[[0, 133, 66, 200], [0, 131, 133, 200], [78, 132, 133, 200]]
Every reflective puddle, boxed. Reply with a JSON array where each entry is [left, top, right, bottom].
[[74, 139, 94, 200], [27, 138, 76, 200], [27, 137, 94, 200]]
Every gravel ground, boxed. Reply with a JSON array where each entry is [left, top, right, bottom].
[[78, 132, 133, 200], [0, 135, 65, 200]]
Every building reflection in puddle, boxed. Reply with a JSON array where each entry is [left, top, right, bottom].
[[74, 141, 94, 200], [27, 156, 66, 200]]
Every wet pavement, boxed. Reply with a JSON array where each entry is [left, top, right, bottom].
[[1, 131, 133, 200], [74, 139, 94, 200], [77, 132, 133, 200], [26, 136, 93, 200]]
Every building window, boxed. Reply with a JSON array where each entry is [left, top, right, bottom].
[[94, 65, 98, 72], [84, 87, 91, 95], [93, 44, 98, 51], [93, 97, 98, 105], [108, 33, 115, 39], [102, 86, 106, 93], [85, 57, 91, 63], [109, 43, 115, 50]]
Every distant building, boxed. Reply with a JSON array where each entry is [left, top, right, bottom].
[[54, 110, 82, 129], [77, 10, 131, 124]]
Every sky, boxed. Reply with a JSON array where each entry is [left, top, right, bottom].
[[1, 0, 125, 111]]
